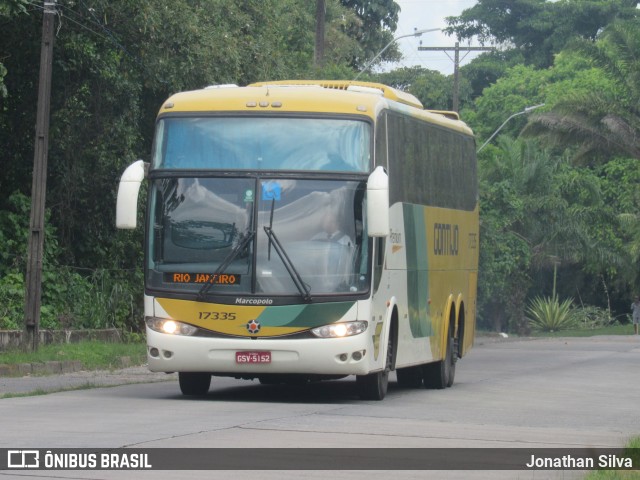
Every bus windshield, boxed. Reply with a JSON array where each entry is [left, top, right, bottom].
[[153, 117, 371, 172], [147, 177, 369, 299]]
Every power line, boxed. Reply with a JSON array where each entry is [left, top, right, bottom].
[[32, 0, 156, 81], [76, 0, 144, 68]]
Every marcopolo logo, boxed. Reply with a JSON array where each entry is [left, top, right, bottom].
[[8, 450, 40, 469], [235, 297, 273, 305]]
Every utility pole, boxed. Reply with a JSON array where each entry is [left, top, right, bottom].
[[24, 0, 56, 352], [419, 42, 494, 112], [314, 0, 326, 68]]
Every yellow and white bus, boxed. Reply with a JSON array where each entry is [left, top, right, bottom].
[[116, 80, 478, 400]]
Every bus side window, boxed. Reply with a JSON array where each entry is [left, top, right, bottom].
[[375, 112, 388, 171], [373, 237, 385, 292]]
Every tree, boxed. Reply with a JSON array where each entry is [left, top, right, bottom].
[[372, 66, 462, 111], [0, 0, 28, 97], [446, 0, 638, 68], [524, 20, 640, 162], [477, 137, 619, 332], [598, 157, 640, 301], [463, 44, 621, 144], [340, 0, 401, 68], [462, 64, 548, 140], [458, 49, 524, 102]]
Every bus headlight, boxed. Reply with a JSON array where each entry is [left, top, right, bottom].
[[146, 317, 198, 336], [311, 321, 368, 338]]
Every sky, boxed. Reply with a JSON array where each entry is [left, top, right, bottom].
[[382, 0, 483, 75]]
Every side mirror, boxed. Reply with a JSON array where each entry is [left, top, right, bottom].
[[116, 160, 147, 229], [366, 166, 389, 237]]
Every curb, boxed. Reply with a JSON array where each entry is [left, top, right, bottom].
[[0, 356, 137, 378]]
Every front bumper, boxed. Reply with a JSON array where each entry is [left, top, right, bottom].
[[146, 327, 375, 376]]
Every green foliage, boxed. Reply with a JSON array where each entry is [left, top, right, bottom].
[[476, 157, 532, 333], [0, 192, 60, 329], [458, 49, 525, 102], [371, 66, 459, 110], [529, 322, 633, 337], [572, 305, 619, 330], [526, 295, 579, 332], [0, 192, 143, 331], [0, 341, 147, 371], [446, 0, 638, 68], [0, 272, 24, 330], [524, 20, 640, 162], [0, 0, 26, 97], [584, 437, 640, 479], [599, 158, 640, 292], [441, 6, 640, 331], [476, 137, 624, 332], [463, 64, 549, 140], [0, 0, 27, 16], [340, 0, 401, 68], [0, 62, 6, 98]]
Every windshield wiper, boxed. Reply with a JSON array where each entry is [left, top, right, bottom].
[[197, 230, 254, 301], [263, 225, 312, 302], [263, 198, 312, 302]]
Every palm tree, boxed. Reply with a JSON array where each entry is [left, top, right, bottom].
[[484, 137, 621, 293], [523, 20, 640, 161], [619, 213, 640, 268]]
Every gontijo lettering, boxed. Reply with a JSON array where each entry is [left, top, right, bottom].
[[433, 223, 459, 256]]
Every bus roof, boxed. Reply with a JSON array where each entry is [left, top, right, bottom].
[[250, 80, 424, 109], [160, 80, 472, 136]]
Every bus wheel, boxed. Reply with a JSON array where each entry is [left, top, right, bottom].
[[447, 336, 458, 388], [422, 335, 455, 390], [357, 334, 393, 400], [396, 366, 424, 388], [179, 372, 211, 396]]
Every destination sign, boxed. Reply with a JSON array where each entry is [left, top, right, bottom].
[[164, 273, 240, 285]]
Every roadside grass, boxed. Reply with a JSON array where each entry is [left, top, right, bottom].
[[478, 323, 636, 338], [530, 323, 634, 337], [584, 437, 640, 479], [0, 341, 147, 371], [0, 383, 100, 399]]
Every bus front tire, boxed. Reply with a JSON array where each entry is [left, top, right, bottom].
[[357, 333, 393, 400], [179, 372, 211, 396], [356, 369, 389, 400]]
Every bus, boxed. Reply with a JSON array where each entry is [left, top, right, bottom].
[[116, 80, 478, 400]]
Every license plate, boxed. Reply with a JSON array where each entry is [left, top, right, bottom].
[[236, 351, 271, 364]]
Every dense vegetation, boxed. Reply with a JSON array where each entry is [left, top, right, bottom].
[[0, 0, 638, 334]]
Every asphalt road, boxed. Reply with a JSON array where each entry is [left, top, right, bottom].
[[1, 335, 639, 480]]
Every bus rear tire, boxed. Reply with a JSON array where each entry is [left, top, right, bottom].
[[179, 372, 211, 396], [422, 336, 455, 389]]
